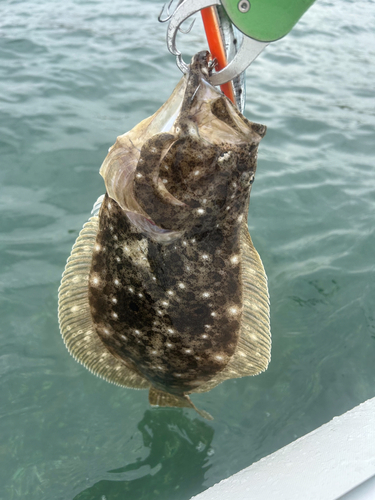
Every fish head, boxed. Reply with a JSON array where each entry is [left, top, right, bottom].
[[100, 51, 266, 239]]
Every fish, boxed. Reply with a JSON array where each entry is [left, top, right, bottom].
[[58, 51, 271, 420]]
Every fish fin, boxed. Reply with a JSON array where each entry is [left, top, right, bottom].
[[194, 221, 271, 393], [91, 194, 105, 216], [58, 216, 150, 390], [231, 221, 271, 374], [149, 387, 213, 420]]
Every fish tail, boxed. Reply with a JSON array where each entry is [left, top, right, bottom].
[[149, 387, 213, 420]]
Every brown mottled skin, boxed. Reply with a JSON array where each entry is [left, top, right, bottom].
[[88, 51, 266, 397]]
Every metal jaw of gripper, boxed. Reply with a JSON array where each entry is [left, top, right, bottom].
[[163, 0, 268, 86]]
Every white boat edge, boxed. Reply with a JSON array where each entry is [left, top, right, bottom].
[[190, 397, 375, 500]]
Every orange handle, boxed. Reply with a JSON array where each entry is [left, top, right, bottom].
[[200, 7, 235, 104]]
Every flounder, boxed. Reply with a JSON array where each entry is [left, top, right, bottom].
[[58, 51, 271, 420]]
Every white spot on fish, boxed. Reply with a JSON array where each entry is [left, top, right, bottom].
[[151, 350, 158, 355], [161, 301, 169, 307], [201, 254, 209, 260], [228, 306, 239, 316], [136, 172, 143, 178], [194, 170, 200, 176], [197, 208, 205, 215], [184, 349, 192, 354], [128, 287, 134, 293], [116, 256, 121, 262], [174, 373, 182, 377], [201, 334, 208, 339], [138, 293, 143, 298], [167, 328, 174, 334], [215, 355, 224, 361], [167, 290, 174, 296], [202, 292, 210, 298], [202, 198, 207, 204], [112, 297, 117, 304], [182, 240, 187, 246], [204, 324, 211, 330], [211, 312, 217, 317], [134, 330, 140, 335], [107, 202, 112, 209], [178, 282, 185, 289], [162, 179, 168, 184], [120, 334, 127, 341], [91, 275, 100, 287], [226, 206, 230, 211], [238, 214, 244, 222], [95, 244, 101, 252], [113, 234, 118, 241], [112, 312, 118, 319], [166, 342, 173, 348], [230, 255, 240, 265], [152, 276, 157, 281], [114, 278, 120, 286], [109, 225, 114, 231], [103, 328, 110, 335]]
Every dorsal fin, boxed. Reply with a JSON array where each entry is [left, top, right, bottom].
[[194, 221, 271, 393], [58, 214, 150, 389]]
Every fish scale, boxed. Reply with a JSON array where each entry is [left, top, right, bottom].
[[58, 51, 271, 419]]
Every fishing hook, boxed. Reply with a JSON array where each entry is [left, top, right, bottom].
[[158, 0, 195, 34], [178, 17, 196, 34], [158, 0, 176, 23]]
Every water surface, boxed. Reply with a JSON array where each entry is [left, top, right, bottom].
[[1, 0, 375, 499]]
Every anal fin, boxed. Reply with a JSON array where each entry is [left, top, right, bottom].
[[149, 387, 213, 420]]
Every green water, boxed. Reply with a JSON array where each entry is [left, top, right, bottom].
[[1, 0, 374, 499]]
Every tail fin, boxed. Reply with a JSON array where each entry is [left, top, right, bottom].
[[149, 387, 213, 420]]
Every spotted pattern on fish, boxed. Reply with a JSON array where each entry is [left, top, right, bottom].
[[58, 51, 271, 418], [89, 193, 244, 395]]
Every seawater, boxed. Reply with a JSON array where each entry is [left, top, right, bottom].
[[1, 1, 374, 499]]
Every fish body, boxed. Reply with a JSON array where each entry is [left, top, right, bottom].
[[58, 52, 271, 419]]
